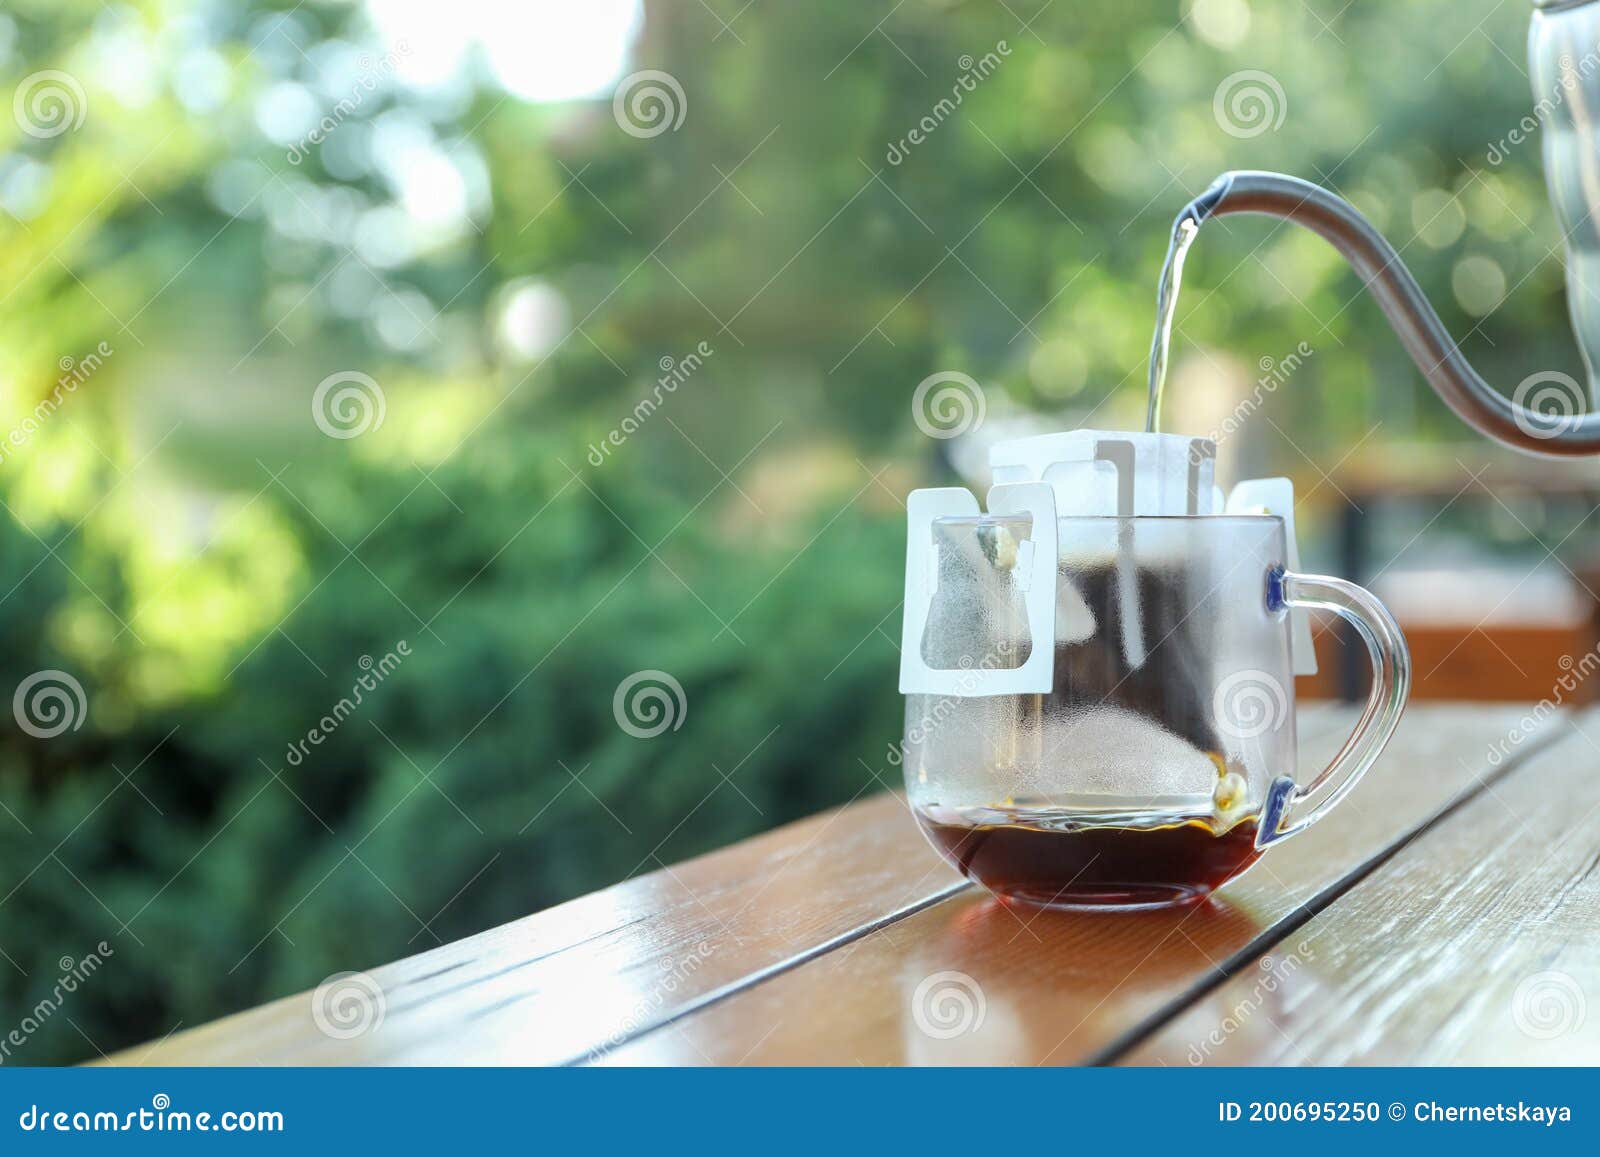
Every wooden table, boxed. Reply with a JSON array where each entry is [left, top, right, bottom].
[[109, 703, 1600, 1066]]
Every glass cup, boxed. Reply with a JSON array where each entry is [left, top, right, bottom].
[[902, 513, 1409, 910]]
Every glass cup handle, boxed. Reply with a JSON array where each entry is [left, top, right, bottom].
[[1256, 567, 1411, 849]]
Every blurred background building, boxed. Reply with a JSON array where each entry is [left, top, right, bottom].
[[2, 0, 1597, 1061]]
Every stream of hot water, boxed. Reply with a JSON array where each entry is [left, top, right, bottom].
[[1144, 214, 1199, 434]]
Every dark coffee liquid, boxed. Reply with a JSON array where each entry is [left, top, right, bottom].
[[917, 808, 1261, 910]]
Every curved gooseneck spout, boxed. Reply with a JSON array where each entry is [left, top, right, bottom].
[[1171, 170, 1600, 458]]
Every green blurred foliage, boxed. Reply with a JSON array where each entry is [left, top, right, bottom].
[[0, 0, 1578, 1060]]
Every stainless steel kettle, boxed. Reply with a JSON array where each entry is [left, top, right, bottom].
[[1532, 0, 1600, 410], [1174, 0, 1600, 457]]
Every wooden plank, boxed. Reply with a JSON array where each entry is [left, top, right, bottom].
[[109, 704, 1347, 1065], [111, 790, 963, 1065], [1118, 707, 1600, 1066], [1297, 620, 1598, 704], [592, 705, 1559, 1065]]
